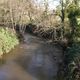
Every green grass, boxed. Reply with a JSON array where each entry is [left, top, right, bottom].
[[0, 27, 19, 57]]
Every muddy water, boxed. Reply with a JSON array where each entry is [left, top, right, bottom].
[[0, 33, 62, 80]]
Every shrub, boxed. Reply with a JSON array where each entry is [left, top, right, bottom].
[[0, 27, 19, 57], [65, 43, 80, 80]]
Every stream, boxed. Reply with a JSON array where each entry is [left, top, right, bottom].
[[0, 33, 62, 80]]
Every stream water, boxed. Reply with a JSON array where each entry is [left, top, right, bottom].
[[0, 33, 62, 80]]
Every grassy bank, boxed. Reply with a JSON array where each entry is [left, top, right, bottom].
[[0, 27, 19, 57]]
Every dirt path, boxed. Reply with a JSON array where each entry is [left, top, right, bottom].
[[0, 33, 63, 80]]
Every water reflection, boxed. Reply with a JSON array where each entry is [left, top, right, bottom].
[[17, 44, 59, 80], [0, 34, 62, 80]]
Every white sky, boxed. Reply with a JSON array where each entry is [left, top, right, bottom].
[[48, 0, 60, 10], [35, 0, 60, 10]]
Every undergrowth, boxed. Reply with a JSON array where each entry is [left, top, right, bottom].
[[64, 43, 80, 80], [0, 27, 19, 57]]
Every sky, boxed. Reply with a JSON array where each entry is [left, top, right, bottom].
[[35, 0, 60, 10], [48, 0, 60, 10]]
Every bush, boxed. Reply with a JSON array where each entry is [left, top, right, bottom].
[[0, 27, 19, 57], [65, 43, 80, 80]]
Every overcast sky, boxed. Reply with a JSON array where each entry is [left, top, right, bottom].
[[35, 0, 60, 10], [48, 0, 60, 10]]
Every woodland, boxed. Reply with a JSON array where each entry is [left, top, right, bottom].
[[0, 0, 80, 80]]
